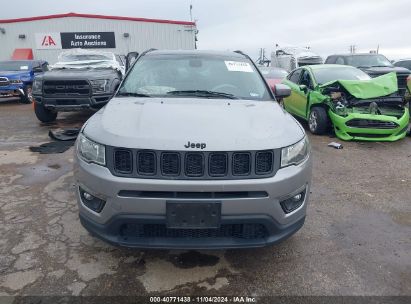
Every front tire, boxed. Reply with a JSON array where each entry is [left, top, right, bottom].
[[34, 103, 57, 123], [20, 86, 33, 104], [308, 107, 329, 135]]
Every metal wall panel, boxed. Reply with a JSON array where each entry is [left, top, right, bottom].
[[0, 17, 196, 63]]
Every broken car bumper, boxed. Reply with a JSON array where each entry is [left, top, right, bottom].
[[329, 108, 409, 141]]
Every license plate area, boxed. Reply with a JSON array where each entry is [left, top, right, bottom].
[[166, 201, 221, 229]]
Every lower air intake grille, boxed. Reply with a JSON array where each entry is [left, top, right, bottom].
[[346, 119, 398, 129], [120, 223, 268, 240]]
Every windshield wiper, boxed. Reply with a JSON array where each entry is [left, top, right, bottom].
[[166, 90, 238, 99], [116, 92, 151, 97], [369, 65, 393, 68]]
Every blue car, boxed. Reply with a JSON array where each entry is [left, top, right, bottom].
[[0, 60, 49, 103]]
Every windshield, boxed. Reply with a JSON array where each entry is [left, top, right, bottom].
[[346, 54, 393, 68], [59, 54, 113, 62], [313, 67, 371, 85], [118, 54, 271, 100], [259, 67, 288, 79], [0, 61, 31, 71]]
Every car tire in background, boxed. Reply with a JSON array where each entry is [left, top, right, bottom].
[[308, 107, 329, 135], [20, 86, 34, 104], [34, 103, 58, 123]]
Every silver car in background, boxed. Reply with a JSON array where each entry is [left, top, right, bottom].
[[74, 50, 312, 249]]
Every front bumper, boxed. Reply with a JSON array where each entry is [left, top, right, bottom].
[[33, 94, 112, 111], [0, 84, 24, 97], [329, 108, 409, 141], [74, 153, 312, 249]]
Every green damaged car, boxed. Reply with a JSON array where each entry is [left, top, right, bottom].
[[282, 64, 409, 141]]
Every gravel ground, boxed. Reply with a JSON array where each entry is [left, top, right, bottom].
[[0, 100, 410, 299]]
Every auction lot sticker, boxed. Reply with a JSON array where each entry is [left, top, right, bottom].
[[225, 61, 254, 72]]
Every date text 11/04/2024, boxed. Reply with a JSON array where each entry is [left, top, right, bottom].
[[149, 296, 257, 303]]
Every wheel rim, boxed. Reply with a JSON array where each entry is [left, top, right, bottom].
[[309, 111, 318, 132]]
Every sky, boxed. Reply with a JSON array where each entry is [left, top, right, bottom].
[[0, 0, 410, 61]]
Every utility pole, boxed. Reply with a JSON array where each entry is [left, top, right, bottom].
[[256, 48, 270, 66]]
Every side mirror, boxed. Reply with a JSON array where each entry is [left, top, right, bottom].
[[32, 67, 43, 73], [125, 52, 139, 71], [274, 84, 291, 99], [299, 84, 308, 93]]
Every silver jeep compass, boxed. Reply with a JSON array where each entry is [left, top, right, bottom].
[[74, 50, 312, 249]]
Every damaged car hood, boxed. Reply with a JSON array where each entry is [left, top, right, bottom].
[[83, 97, 305, 151], [319, 72, 398, 99]]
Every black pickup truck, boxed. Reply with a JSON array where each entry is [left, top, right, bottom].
[[32, 50, 124, 122]]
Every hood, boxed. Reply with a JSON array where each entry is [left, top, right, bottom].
[[0, 71, 31, 79], [38, 68, 118, 80], [319, 72, 398, 99], [83, 97, 305, 151], [359, 66, 410, 76]]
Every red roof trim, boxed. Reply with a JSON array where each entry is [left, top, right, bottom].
[[0, 12, 196, 26]]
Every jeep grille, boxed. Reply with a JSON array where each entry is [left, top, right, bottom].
[[108, 148, 280, 180]]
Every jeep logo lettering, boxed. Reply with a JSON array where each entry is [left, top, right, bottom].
[[184, 141, 206, 149]]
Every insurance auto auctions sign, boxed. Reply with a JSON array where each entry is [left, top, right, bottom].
[[60, 32, 116, 49], [35, 32, 116, 49]]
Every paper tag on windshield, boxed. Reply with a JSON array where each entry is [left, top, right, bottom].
[[225, 61, 253, 72], [20, 66, 29, 70]]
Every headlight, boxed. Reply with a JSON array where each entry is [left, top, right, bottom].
[[9, 79, 23, 84], [76, 133, 106, 165], [90, 79, 109, 94], [32, 79, 42, 93], [281, 136, 310, 168]]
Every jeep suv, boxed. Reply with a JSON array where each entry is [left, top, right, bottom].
[[74, 50, 312, 249]]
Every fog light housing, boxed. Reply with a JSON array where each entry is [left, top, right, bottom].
[[79, 187, 106, 213], [280, 189, 306, 213]]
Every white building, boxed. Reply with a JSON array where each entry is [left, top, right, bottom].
[[0, 12, 197, 63]]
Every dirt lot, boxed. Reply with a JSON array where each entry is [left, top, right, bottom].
[[0, 99, 410, 298]]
